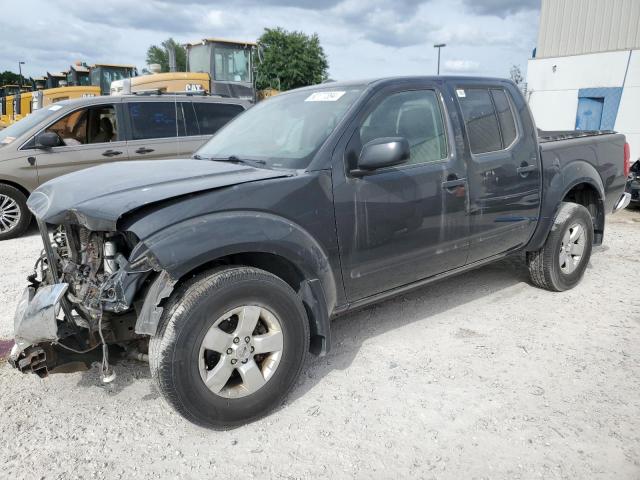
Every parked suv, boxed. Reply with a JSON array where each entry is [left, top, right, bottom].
[[0, 95, 249, 239]]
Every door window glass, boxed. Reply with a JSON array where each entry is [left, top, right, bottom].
[[490, 89, 517, 147], [178, 102, 199, 137], [193, 103, 245, 135], [458, 88, 502, 154], [129, 102, 179, 140], [46, 109, 87, 145], [359, 90, 448, 165], [213, 46, 250, 82], [87, 106, 118, 143], [46, 105, 118, 146]]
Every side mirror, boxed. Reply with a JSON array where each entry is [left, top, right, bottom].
[[35, 131, 62, 149], [353, 137, 410, 176]]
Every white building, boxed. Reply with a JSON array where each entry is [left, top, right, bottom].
[[527, 0, 640, 161]]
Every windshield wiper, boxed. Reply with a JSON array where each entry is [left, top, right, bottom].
[[210, 155, 267, 167], [192, 154, 210, 160]]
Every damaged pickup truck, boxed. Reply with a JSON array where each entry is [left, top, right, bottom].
[[9, 76, 632, 428]]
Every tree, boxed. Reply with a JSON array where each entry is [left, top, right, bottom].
[[256, 27, 328, 91], [0, 71, 24, 86], [146, 38, 187, 72], [510, 65, 524, 86]]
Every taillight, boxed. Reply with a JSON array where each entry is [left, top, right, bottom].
[[624, 142, 630, 177]]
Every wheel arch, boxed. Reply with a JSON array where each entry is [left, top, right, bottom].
[[526, 159, 605, 251], [131, 211, 337, 355], [0, 179, 31, 199], [561, 181, 604, 244]]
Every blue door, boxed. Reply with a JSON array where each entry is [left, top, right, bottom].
[[576, 97, 604, 130]]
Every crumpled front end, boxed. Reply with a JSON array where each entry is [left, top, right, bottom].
[[9, 218, 154, 378]]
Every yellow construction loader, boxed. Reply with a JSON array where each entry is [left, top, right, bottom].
[[90, 63, 136, 95], [110, 71, 210, 95], [110, 39, 261, 101]]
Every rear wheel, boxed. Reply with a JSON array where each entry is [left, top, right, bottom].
[[149, 267, 309, 428], [527, 202, 594, 292], [0, 184, 31, 241]]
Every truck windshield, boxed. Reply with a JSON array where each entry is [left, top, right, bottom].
[[196, 86, 365, 169], [0, 107, 60, 147]]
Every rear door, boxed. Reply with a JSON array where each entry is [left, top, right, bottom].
[[455, 83, 541, 263], [124, 99, 184, 160], [25, 102, 128, 186]]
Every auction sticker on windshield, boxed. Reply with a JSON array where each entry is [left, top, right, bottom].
[[305, 91, 346, 102]]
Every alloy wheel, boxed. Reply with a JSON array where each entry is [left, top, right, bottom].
[[0, 194, 21, 234], [559, 222, 586, 274], [198, 305, 284, 398]]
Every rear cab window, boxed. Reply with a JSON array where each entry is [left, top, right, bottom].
[[457, 87, 519, 154]]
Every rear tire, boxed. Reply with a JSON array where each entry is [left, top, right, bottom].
[[149, 266, 309, 428], [527, 202, 593, 292], [0, 184, 31, 241]]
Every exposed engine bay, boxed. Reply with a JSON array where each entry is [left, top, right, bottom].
[[10, 223, 154, 380]]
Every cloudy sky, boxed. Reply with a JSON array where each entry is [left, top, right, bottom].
[[0, 0, 540, 80]]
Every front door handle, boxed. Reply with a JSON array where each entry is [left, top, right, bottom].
[[102, 150, 123, 157], [517, 164, 537, 177], [135, 147, 155, 154], [442, 177, 467, 191]]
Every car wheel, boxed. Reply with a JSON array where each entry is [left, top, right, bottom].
[[0, 184, 31, 241], [527, 201, 594, 292], [149, 266, 309, 428]]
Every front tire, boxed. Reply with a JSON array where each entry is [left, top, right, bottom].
[[0, 184, 31, 240], [527, 202, 594, 292], [149, 267, 309, 428]]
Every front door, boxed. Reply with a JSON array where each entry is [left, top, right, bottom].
[[333, 86, 470, 301], [29, 103, 128, 186]]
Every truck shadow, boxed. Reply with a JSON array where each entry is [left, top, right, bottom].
[[287, 253, 532, 404], [73, 254, 539, 401], [75, 357, 152, 397]]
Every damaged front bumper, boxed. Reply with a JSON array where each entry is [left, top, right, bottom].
[[9, 283, 68, 376]]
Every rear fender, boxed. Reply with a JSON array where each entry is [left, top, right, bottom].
[[526, 158, 605, 251]]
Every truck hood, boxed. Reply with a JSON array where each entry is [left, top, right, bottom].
[[27, 159, 291, 230]]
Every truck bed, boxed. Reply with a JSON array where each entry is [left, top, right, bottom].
[[537, 129, 616, 143]]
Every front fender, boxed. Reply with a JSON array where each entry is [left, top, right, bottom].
[[129, 211, 338, 343], [526, 158, 605, 251]]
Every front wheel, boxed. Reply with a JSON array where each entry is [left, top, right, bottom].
[[527, 201, 594, 292], [149, 267, 309, 428]]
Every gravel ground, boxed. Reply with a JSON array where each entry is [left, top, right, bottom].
[[0, 209, 639, 479]]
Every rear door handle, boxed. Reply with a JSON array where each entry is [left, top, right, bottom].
[[102, 150, 123, 157], [135, 147, 155, 154]]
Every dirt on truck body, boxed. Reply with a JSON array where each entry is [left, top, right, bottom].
[[8, 76, 631, 428]]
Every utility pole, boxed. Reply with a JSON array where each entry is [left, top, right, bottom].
[[433, 44, 446, 75], [18, 61, 25, 88]]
